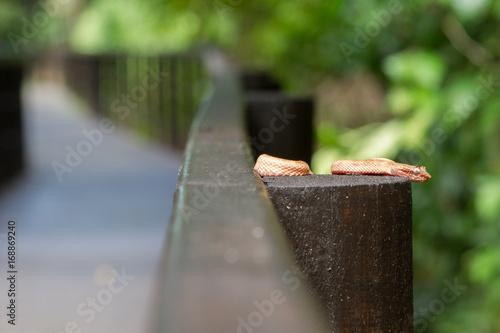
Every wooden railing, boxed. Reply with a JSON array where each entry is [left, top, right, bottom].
[[150, 51, 330, 333], [152, 51, 414, 332], [55, 50, 414, 332], [63, 53, 208, 149]]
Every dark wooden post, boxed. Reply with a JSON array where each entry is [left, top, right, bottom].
[[169, 55, 178, 147], [63, 54, 99, 113], [240, 70, 281, 91], [0, 63, 24, 184], [241, 70, 313, 164], [264, 174, 414, 332], [151, 52, 329, 333], [97, 55, 117, 117], [245, 92, 313, 164], [158, 56, 166, 144]]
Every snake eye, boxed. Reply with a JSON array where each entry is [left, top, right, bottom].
[[413, 168, 420, 175]]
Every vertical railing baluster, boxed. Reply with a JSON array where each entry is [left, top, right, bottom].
[[170, 55, 178, 147]]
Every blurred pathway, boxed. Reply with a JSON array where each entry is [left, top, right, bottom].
[[0, 80, 182, 333]]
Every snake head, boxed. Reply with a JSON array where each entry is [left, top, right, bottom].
[[392, 165, 431, 183]]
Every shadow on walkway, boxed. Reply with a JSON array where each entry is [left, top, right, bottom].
[[0, 79, 182, 333]]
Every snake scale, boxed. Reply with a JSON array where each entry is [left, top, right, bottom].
[[254, 154, 431, 183]]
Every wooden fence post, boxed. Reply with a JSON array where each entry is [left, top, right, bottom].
[[0, 62, 24, 184], [245, 92, 314, 164], [151, 52, 329, 333], [264, 174, 414, 332], [240, 70, 281, 91]]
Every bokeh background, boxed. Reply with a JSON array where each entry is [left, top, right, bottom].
[[1, 0, 500, 332]]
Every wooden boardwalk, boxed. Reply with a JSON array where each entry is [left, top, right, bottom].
[[0, 80, 182, 333]]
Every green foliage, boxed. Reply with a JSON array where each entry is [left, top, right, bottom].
[[6, 0, 499, 331], [0, 1, 23, 55], [70, 0, 202, 54], [223, 2, 499, 332], [0, 1, 75, 55], [0, 1, 22, 34], [383, 50, 447, 90]]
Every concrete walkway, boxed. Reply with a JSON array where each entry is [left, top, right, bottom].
[[0, 80, 183, 333]]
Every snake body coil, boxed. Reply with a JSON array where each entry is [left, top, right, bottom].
[[254, 154, 431, 182], [330, 158, 431, 183], [254, 154, 313, 177]]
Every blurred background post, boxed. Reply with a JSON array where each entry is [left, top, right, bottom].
[[1, 0, 499, 332]]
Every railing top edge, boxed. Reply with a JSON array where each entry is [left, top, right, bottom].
[[153, 50, 329, 333]]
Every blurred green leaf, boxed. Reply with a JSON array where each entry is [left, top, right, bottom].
[[479, 97, 500, 135], [18, 0, 500, 330], [70, 0, 201, 53], [474, 176, 500, 224], [447, 0, 491, 21], [386, 86, 413, 115], [311, 147, 344, 174], [466, 247, 500, 285], [316, 122, 339, 147], [382, 50, 447, 89], [343, 120, 404, 158]]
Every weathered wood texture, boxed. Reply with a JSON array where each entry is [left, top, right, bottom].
[[152, 53, 329, 333], [264, 174, 413, 332]]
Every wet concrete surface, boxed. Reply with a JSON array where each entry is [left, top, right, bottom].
[[0, 81, 182, 333]]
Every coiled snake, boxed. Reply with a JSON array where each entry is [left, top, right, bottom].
[[254, 154, 431, 183]]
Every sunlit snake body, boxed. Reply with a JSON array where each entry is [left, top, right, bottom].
[[254, 154, 431, 183], [330, 158, 431, 183], [254, 154, 313, 177]]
